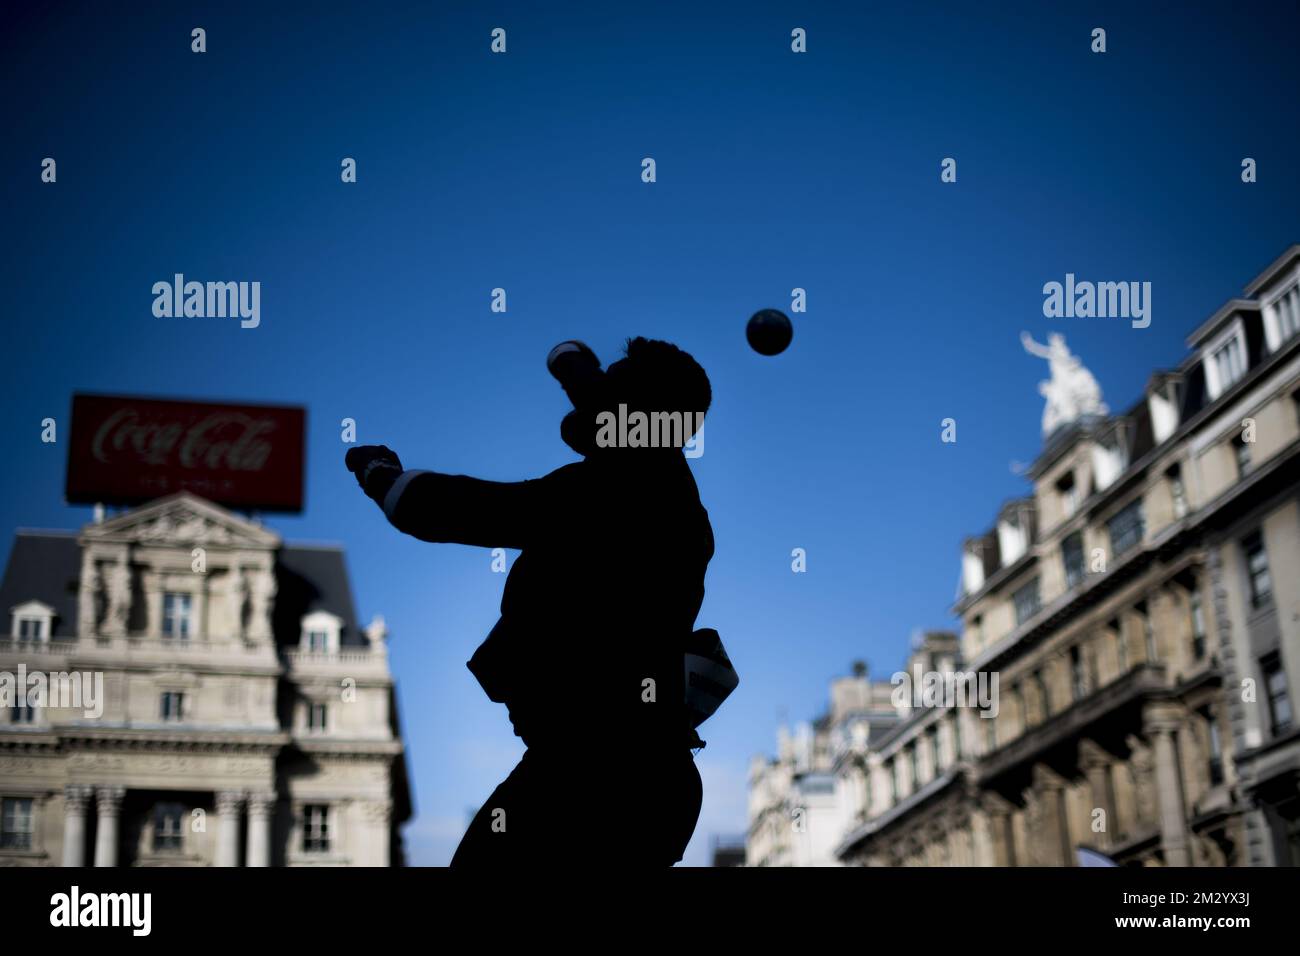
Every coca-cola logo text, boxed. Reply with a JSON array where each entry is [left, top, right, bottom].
[[91, 409, 276, 472]]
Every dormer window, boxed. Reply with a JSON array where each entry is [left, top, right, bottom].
[[10, 601, 55, 642], [1263, 280, 1300, 351], [961, 545, 985, 595], [1203, 321, 1248, 400], [299, 611, 343, 654], [1091, 434, 1128, 492], [1148, 379, 1181, 445], [1214, 337, 1246, 390], [997, 509, 1030, 567]]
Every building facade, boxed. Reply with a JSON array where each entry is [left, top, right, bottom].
[[747, 662, 901, 866], [751, 244, 1300, 867], [0, 491, 412, 866]]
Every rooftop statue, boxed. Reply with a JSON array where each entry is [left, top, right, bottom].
[[1021, 331, 1108, 437]]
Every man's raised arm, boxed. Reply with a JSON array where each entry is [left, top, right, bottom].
[[344, 444, 546, 549]]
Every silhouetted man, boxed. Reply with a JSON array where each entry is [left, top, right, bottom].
[[346, 337, 714, 866]]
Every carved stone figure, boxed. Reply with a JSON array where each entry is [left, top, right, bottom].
[[79, 562, 101, 635], [365, 614, 388, 647], [229, 565, 249, 637], [1126, 734, 1157, 826], [247, 568, 277, 641], [104, 559, 132, 635], [1021, 332, 1109, 437]]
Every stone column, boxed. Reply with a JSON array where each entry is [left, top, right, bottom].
[[92, 786, 125, 867], [1031, 764, 1071, 866], [978, 792, 1015, 866], [1079, 739, 1115, 849], [77, 554, 100, 639], [62, 785, 93, 866], [143, 572, 164, 639], [245, 792, 274, 867], [1144, 703, 1190, 866], [193, 578, 208, 642], [215, 791, 245, 867]]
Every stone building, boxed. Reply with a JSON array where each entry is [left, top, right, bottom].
[[0, 491, 412, 866], [752, 244, 1300, 867], [747, 662, 901, 866]]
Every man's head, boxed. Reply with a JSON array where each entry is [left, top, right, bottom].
[[603, 337, 712, 425], [549, 337, 711, 456]]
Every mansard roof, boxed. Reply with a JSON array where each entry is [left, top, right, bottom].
[[0, 497, 366, 646]]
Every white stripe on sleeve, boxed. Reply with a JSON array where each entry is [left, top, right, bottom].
[[382, 470, 430, 521]]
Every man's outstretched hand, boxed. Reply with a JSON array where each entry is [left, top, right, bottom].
[[345, 444, 404, 504]]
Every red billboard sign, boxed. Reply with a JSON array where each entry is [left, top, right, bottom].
[[66, 394, 305, 512]]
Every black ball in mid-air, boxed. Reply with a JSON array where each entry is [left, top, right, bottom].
[[746, 308, 794, 356]]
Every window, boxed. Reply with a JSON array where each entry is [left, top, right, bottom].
[[1055, 471, 1079, 517], [308, 702, 328, 733], [303, 804, 330, 853], [1233, 435, 1252, 477], [9, 701, 34, 725], [890, 759, 900, 804], [1242, 531, 1272, 609], [0, 797, 33, 850], [1190, 589, 1207, 661], [1262, 655, 1292, 736], [1012, 578, 1041, 627], [10, 602, 54, 642], [1107, 499, 1145, 558], [1213, 335, 1246, 393], [952, 717, 963, 761], [1012, 683, 1027, 730], [1136, 601, 1156, 662], [908, 743, 920, 790], [1062, 533, 1085, 590], [1112, 618, 1129, 673], [154, 803, 184, 852], [300, 613, 343, 654], [1204, 710, 1224, 786], [985, 716, 997, 753], [1166, 463, 1187, 519], [1034, 669, 1051, 719], [162, 592, 193, 640], [1070, 645, 1086, 701], [926, 725, 940, 775], [1272, 284, 1300, 344], [160, 691, 185, 721]]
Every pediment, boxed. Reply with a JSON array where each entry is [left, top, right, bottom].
[[81, 492, 280, 549]]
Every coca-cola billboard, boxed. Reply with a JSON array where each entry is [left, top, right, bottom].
[[66, 394, 305, 512]]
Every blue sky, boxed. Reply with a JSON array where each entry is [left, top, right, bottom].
[[3, 1, 1298, 865]]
